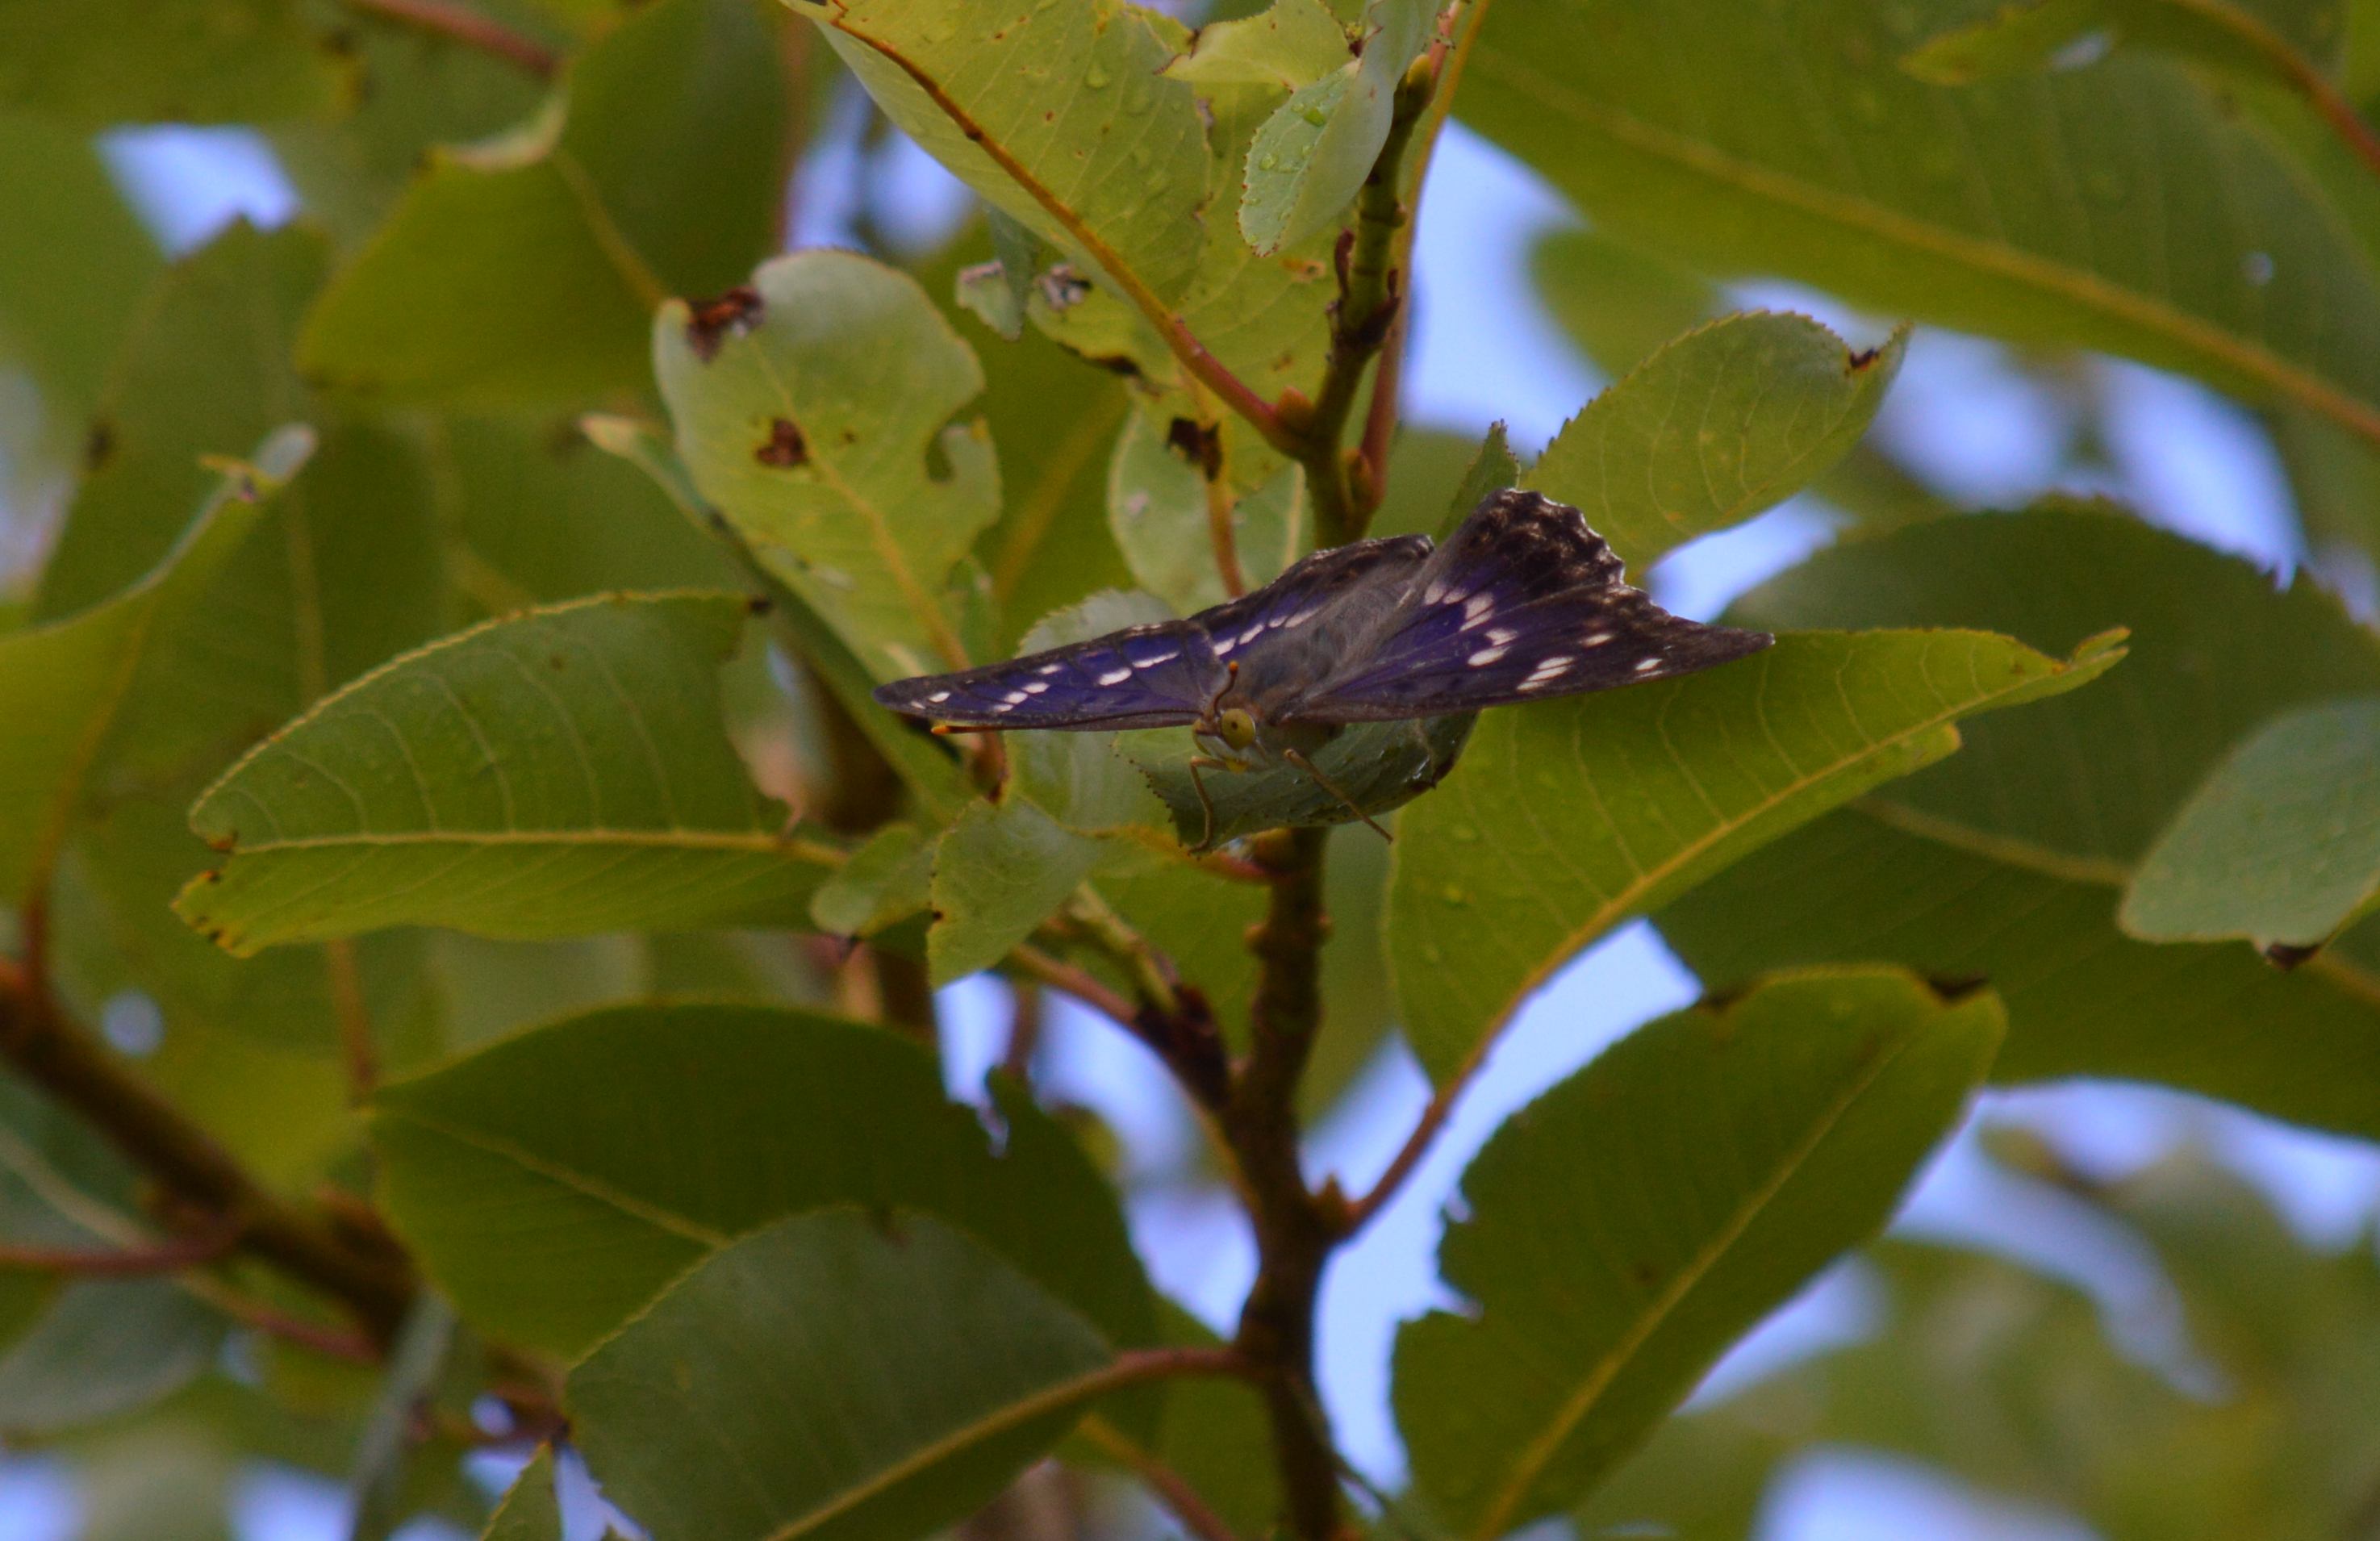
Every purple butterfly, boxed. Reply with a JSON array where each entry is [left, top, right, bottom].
[[875, 490, 1773, 845]]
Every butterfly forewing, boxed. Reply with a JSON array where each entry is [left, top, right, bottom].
[[1278, 489, 1772, 723], [872, 620, 1225, 729]]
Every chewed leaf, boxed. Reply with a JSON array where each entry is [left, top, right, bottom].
[[656, 249, 998, 681]]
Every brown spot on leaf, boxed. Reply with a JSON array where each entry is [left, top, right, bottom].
[[745, 594, 774, 616], [756, 417, 808, 468], [84, 418, 115, 471], [1926, 972, 1991, 1003], [1630, 1260, 1660, 1288], [1087, 354, 1142, 378], [1166, 416, 1223, 479], [2265, 941, 2320, 971], [1848, 346, 1881, 370], [685, 285, 763, 361], [548, 654, 568, 670]]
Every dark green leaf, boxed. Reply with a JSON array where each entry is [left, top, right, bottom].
[[568, 1209, 1117, 1541], [1397, 968, 2003, 1537]]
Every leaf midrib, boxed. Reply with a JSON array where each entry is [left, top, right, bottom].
[[1465, 49, 2380, 448], [1463, 1017, 1934, 1539]]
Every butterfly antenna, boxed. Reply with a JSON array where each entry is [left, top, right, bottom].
[[1283, 748, 1392, 843]]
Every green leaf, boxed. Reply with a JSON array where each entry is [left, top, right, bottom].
[[482, 1447, 562, 1541], [0, 114, 161, 469], [348, 1297, 463, 1541], [1660, 509, 2380, 1139], [810, 822, 935, 938], [2122, 696, 2380, 953], [1524, 313, 1909, 569], [1238, 0, 1432, 253], [174, 592, 836, 954], [654, 248, 998, 681], [1388, 625, 2121, 1084], [1397, 968, 2002, 1538], [1107, 406, 1307, 614], [929, 798, 1110, 985], [0, 1280, 225, 1437], [0, 0, 349, 125], [1164, 0, 1350, 90], [582, 411, 972, 822], [1529, 228, 1717, 381], [299, 0, 787, 405], [0, 428, 305, 904], [1456, 0, 2380, 449], [1902, 0, 2348, 94], [807, 0, 1213, 309], [37, 223, 322, 620], [370, 1001, 1153, 1359], [569, 1209, 1117, 1541]]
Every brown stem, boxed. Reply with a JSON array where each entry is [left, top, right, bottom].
[[1224, 826, 1347, 1541], [1355, 0, 1491, 519], [0, 959, 415, 1346], [0, 1217, 238, 1276], [336, 0, 559, 77], [1343, 1080, 1457, 1232], [1001, 979, 1045, 1080], [875, 950, 941, 1049]]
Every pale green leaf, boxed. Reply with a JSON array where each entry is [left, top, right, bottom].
[[1397, 969, 2003, 1539], [1389, 626, 2122, 1084], [0, 1279, 224, 1437], [349, 1297, 463, 1541], [929, 798, 1110, 986], [0, 0, 349, 125], [482, 1448, 562, 1541], [1529, 228, 1718, 381], [1457, 0, 2380, 448], [570, 1209, 1116, 1541], [1164, 0, 1350, 89], [174, 592, 837, 954], [810, 822, 934, 938], [1238, 0, 1432, 253], [370, 1001, 1153, 1359], [806, 0, 1213, 308], [299, 0, 787, 405], [654, 248, 998, 681], [1525, 313, 1908, 569], [2123, 697, 2380, 952], [0, 428, 306, 904], [1107, 407, 1306, 614]]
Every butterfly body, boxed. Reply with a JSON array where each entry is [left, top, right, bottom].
[[875, 490, 1774, 841]]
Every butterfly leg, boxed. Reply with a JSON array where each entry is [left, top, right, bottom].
[[1283, 748, 1392, 843], [1186, 755, 1227, 852]]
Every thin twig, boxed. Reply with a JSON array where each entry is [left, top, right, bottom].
[[1342, 1080, 1458, 1232], [1007, 943, 1142, 1031], [336, 0, 560, 77], [0, 946, 415, 1346], [0, 1217, 239, 1277], [1066, 887, 1184, 1021], [1002, 979, 1045, 1080], [1078, 1415, 1249, 1541]]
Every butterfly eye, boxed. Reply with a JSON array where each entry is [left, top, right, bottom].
[[1217, 708, 1257, 750]]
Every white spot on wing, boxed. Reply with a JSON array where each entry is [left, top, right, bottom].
[[1097, 667, 1133, 685], [991, 700, 1015, 712], [1459, 592, 1495, 629], [1139, 648, 1180, 666], [1003, 691, 1029, 704], [1423, 580, 1447, 605], [1022, 682, 1048, 694], [1526, 657, 1573, 680], [1485, 627, 1518, 645], [926, 691, 951, 704], [1634, 657, 1660, 673], [1584, 632, 1613, 647], [1468, 645, 1509, 666], [1038, 663, 1065, 675]]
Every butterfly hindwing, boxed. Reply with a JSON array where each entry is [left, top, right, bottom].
[[1281, 490, 1773, 722], [872, 620, 1225, 729]]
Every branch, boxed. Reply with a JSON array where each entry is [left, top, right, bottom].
[[0, 950, 415, 1347], [0, 1217, 238, 1277], [1342, 1080, 1459, 1232], [1221, 826, 1347, 1541], [336, 0, 560, 78], [1355, 0, 1492, 520]]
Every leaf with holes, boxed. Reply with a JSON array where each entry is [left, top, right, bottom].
[[1396, 968, 2003, 1539], [173, 592, 837, 954], [655, 249, 1000, 682]]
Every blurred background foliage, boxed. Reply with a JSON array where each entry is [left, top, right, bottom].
[[4, 0, 2380, 1537]]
